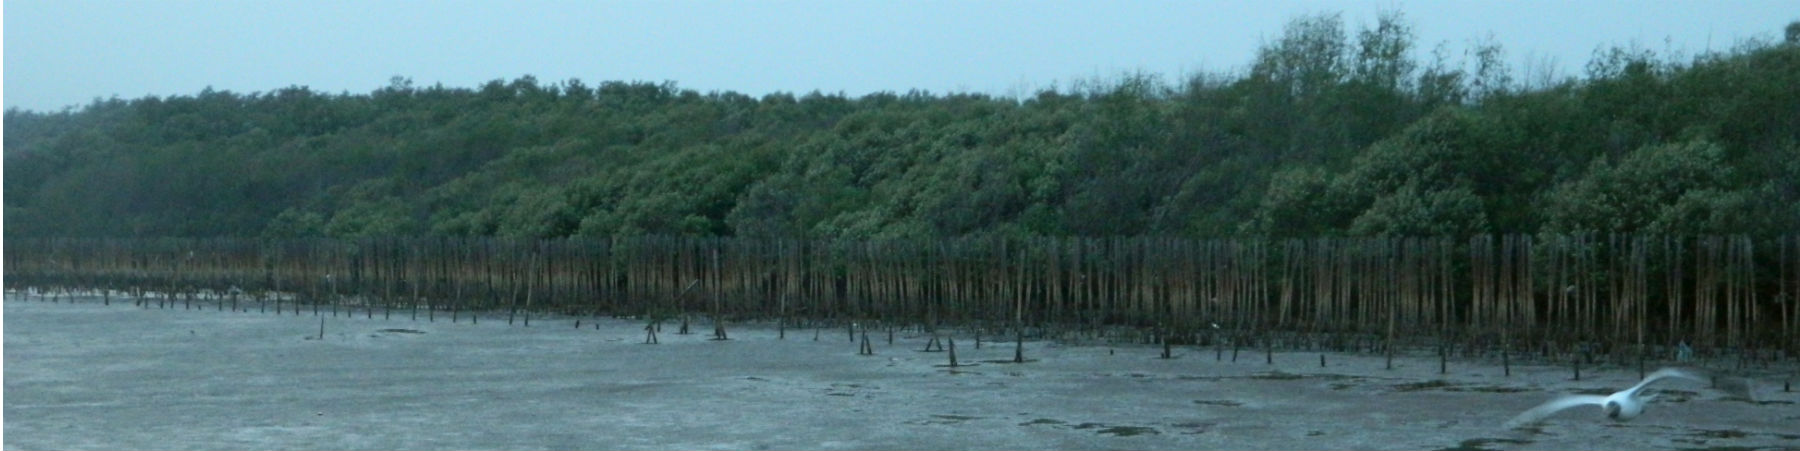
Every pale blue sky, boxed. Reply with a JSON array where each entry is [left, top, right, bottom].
[[4, 0, 1794, 112]]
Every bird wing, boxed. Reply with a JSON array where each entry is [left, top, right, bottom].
[[1634, 368, 1699, 389], [1626, 367, 1759, 402], [1625, 367, 1708, 396], [1505, 394, 1609, 428]]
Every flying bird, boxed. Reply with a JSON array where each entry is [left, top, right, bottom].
[[1504, 367, 1752, 428]]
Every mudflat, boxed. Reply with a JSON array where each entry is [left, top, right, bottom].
[[5, 296, 1797, 450]]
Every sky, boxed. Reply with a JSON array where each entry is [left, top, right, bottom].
[[3, 0, 1795, 112]]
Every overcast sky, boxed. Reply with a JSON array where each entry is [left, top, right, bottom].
[[4, 0, 1795, 112]]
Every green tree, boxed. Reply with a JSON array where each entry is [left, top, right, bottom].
[[6, 13, 1797, 240], [1542, 139, 1735, 233], [1244, 167, 1349, 238], [1348, 183, 1490, 236]]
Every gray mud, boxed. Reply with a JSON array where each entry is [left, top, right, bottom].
[[6, 296, 1797, 450]]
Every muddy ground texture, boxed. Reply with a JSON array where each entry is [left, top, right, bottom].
[[5, 295, 1798, 450]]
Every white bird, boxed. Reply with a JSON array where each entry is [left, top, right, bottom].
[[1505, 367, 1749, 428]]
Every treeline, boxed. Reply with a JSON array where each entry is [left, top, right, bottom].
[[6, 14, 1799, 240], [8, 234, 1797, 354]]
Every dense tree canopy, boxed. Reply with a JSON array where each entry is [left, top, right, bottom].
[[7, 15, 1798, 239]]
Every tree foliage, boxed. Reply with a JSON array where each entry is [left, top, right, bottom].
[[7, 17, 1798, 239]]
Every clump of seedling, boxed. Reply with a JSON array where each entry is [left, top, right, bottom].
[[858, 326, 873, 355], [643, 304, 677, 345]]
